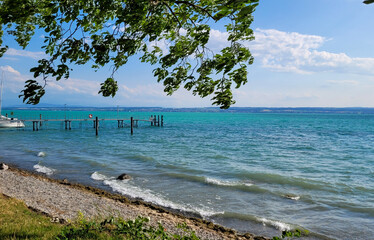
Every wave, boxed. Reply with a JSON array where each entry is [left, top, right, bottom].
[[165, 173, 254, 187], [213, 212, 294, 232], [91, 171, 112, 181], [33, 164, 55, 175], [258, 217, 292, 231], [282, 194, 300, 201], [164, 173, 271, 195], [236, 171, 336, 193], [90, 172, 222, 218], [37, 152, 46, 157], [205, 177, 253, 187]]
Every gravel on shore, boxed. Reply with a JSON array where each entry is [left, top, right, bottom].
[[0, 166, 267, 240]]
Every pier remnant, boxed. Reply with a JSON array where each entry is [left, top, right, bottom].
[[95, 116, 99, 136], [130, 117, 134, 135]]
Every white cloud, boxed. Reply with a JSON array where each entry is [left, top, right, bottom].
[[327, 79, 359, 85], [0, 65, 22, 77], [206, 28, 374, 75], [0, 65, 101, 97], [48, 78, 100, 96], [249, 28, 374, 75], [5, 48, 47, 60], [0, 65, 29, 94]]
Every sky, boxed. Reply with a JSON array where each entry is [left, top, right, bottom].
[[1, 0, 374, 108]]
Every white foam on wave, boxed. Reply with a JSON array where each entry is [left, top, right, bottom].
[[284, 194, 300, 201], [34, 164, 55, 175], [91, 172, 222, 218], [37, 152, 46, 157], [205, 177, 253, 187], [91, 171, 110, 181], [258, 217, 292, 231]]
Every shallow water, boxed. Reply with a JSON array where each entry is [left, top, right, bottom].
[[1, 109, 373, 239]]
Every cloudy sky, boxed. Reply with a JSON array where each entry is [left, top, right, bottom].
[[1, 0, 374, 108]]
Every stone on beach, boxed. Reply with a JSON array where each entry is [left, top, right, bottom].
[[0, 163, 8, 170], [117, 173, 132, 180]]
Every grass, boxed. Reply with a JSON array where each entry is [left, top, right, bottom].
[[0, 194, 199, 240], [0, 193, 305, 240], [0, 194, 63, 239]]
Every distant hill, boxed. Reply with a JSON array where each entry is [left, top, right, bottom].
[[3, 106, 374, 114]]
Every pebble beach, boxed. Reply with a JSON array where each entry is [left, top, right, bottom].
[[0, 165, 267, 240]]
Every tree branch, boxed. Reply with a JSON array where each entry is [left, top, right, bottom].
[[162, 2, 182, 27], [175, 0, 217, 21]]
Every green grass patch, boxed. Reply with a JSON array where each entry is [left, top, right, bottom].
[[0, 194, 63, 239], [0, 194, 199, 240]]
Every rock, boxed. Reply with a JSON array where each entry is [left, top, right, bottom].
[[0, 163, 9, 170], [50, 217, 60, 223], [117, 173, 131, 180]]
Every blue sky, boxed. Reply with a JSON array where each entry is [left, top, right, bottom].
[[1, 0, 374, 108]]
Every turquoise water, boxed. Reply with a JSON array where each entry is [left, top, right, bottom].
[[1, 109, 374, 239]]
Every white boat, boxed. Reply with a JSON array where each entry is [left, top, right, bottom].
[[0, 115, 25, 128], [0, 73, 25, 128]]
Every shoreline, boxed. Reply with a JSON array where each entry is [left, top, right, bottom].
[[0, 164, 268, 240]]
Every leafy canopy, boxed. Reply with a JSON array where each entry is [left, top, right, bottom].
[[0, 0, 258, 109]]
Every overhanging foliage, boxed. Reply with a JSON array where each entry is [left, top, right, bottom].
[[0, 0, 258, 108]]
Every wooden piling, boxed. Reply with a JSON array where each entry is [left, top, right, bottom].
[[95, 117, 99, 136], [130, 117, 134, 135], [157, 115, 160, 127], [32, 121, 39, 131], [161, 115, 163, 127], [40, 114, 42, 127], [151, 115, 153, 126]]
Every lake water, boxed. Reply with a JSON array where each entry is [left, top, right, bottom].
[[1, 109, 373, 239]]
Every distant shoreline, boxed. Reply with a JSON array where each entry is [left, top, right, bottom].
[[0, 164, 268, 240], [3, 106, 374, 114]]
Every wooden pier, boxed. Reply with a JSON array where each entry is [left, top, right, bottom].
[[22, 115, 164, 135]]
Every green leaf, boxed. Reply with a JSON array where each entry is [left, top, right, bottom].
[[0, 0, 258, 109], [98, 78, 118, 97]]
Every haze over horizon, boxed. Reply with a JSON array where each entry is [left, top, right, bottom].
[[1, 0, 374, 108]]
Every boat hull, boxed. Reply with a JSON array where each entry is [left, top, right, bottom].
[[0, 119, 25, 128]]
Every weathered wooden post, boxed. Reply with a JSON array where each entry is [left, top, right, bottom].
[[69, 120, 71, 130], [32, 121, 39, 131], [95, 117, 99, 136], [40, 114, 42, 127], [130, 117, 134, 135], [151, 115, 153, 126], [161, 115, 163, 127], [65, 120, 67, 130], [157, 115, 160, 127]]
